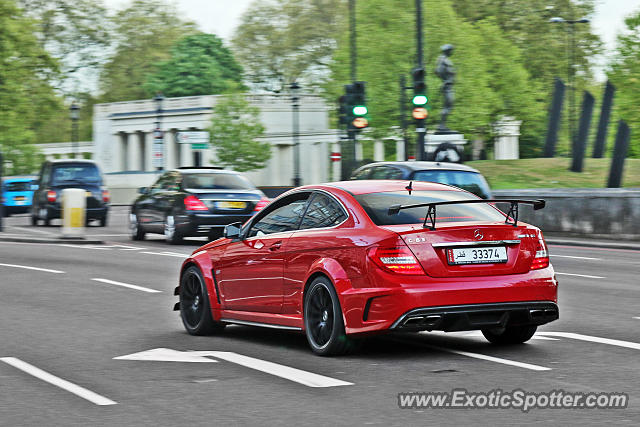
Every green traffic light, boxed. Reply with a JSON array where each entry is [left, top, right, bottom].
[[352, 105, 368, 116], [412, 95, 428, 105]]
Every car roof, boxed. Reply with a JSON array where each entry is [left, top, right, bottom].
[[356, 161, 481, 174], [173, 168, 236, 174], [305, 180, 466, 196]]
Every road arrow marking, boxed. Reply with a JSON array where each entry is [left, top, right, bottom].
[[114, 348, 217, 363], [538, 332, 640, 350], [555, 272, 605, 279], [113, 348, 352, 388]]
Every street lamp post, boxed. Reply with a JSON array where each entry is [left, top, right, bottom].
[[153, 93, 165, 171], [70, 101, 80, 159], [290, 82, 302, 187], [549, 17, 590, 152]]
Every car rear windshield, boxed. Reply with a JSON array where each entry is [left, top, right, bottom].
[[412, 170, 491, 199], [52, 164, 101, 185], [183, 173, 255, 190], [354, 190, 505, 226], [5, 181, 33, 192]]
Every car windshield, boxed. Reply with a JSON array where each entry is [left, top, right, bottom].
[[412, 170, 491, 199], [5, 181, 33, 192], [52, 164, 101, 185], [354, 190, 504, 226], [183, 173, 255, 190]]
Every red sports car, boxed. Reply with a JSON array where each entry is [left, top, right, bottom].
[[174, 180, 558, 356]]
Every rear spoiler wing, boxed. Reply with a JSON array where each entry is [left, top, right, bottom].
[[388, 199, 546, 230]]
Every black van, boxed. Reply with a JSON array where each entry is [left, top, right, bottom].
[[31, 160, 110, 226]]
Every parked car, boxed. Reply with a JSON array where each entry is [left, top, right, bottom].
[[31, 159, 110, 226], [1, 176, 37, 216], [174, 180, 557, 356], [130, 167, 269, 244], [351, 161, 492, 199]]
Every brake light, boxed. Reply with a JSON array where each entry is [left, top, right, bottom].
[[368, 246, 424, 275], [184, 195, 208, 211], [254, 197, 269, 212], [47, 190, 56, 203], [102, 189, 110, 203], [531, 233, 549, 270]]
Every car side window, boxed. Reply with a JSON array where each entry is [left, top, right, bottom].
[[369, 166, 391, 179], [300, 193, 347, 230], [386, 168, 404, 179], [150, 174, 169, 194], [248, 193, 311, 237], [351, 167, 371, 180], [40, 164, 51, 186]]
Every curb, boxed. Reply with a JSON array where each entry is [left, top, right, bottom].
[[0, 236, 105, 245], [546, 238, 640, 251]]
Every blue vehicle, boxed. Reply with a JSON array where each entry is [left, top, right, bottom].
[[1, 176, 37, 216]]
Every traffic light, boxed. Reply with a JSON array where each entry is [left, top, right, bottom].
[[348, 81, 369, 130], [338, 95, 350, 126], [411, 67, 428, 120]]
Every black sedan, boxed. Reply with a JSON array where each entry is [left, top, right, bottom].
[[350, 161, 492, 199], [130, 168, 268, 244]]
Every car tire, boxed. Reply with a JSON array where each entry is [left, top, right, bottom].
[[43, 214, 51, 226], [129, 213, 145, 241], [99, 215, 107, 227], [482, 325, 537, 345], [31, 214, 38, 226], [179, 266, 225, 335], [304, 276, 356, 356], [164, 215, 182, 244]]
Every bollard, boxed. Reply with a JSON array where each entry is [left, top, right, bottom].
[[61, 188, 86, 239]]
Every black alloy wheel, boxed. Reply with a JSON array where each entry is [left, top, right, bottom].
[[179, 266, 225, 335], [304, 276, 355, 356], [482, 325, 537, 345], [129, 213, 145, 240]]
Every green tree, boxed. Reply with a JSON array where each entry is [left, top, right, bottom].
[[99, 0, 197, 102], [232, 0, 344, 92], [145, 34, 244, 97], [608, 11, 640, 158], [1, 0, 58, 174], [209, 96, 270, 172]]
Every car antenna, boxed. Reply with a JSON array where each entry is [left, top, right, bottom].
[[405, 181, 413, 195]]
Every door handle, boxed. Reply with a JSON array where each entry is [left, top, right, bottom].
[[269, 241, 282, 251]]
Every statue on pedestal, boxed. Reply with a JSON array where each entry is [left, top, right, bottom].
[[435, 44, 456, 134]]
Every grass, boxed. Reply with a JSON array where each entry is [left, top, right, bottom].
[[465, 158, 640, 189]]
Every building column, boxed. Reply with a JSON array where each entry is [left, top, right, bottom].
[[145, 132, 155, 171], [374, 140, 385, 161], [119, 132, 128, 172], [127, 132, 141, 171], [138, 132, 146, 171], [395, 138, 405, 161], [180, 143, 191, 167]]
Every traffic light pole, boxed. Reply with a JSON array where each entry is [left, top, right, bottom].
[[415, 0, 426, 160], [400, 75, 409, 161]]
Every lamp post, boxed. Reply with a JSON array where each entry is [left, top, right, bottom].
[[549, 16, 590, 152], [153, 93, 165, 171], [290, 82, 302, 187], [70, 101, 80, 158]]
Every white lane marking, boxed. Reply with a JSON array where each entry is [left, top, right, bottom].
[[424, 344, 551, 371], [141, 251, 188, 258], [550, 254, 601, 261], [0, 357, 117, 406], [8, 226, 56, 235], [438, 331, 559, 341], [0, 263, 64, 274], [539, 332, 640, 350], [633, 317, 640, 320], [91, 278, 162, 294], [192, 351, 354, 387], [84, 234, 130, 237], [114, 348, 217, 363], [555, 272, 605, 279]]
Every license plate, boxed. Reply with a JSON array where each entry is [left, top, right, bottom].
[[14, 196, 25, 201], [216, 201, 246, 209], [86, 191, 93, 197], [447, 246, 508, 265]]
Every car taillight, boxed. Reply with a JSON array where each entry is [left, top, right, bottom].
[[47, 190, 56, 203], [531, 233, 549, 270], [102, 189, 110, 203], [368, 246, 424, 275], [253, 197, 269, 212], [184, 195, 208, 211]]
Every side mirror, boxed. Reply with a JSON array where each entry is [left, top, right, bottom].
[[224, 222, 242, 239], [138, 187, 149, 194]]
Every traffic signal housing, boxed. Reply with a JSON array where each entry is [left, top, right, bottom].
[[345, 82, 369, 130], [411, 67, 428, 120]]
